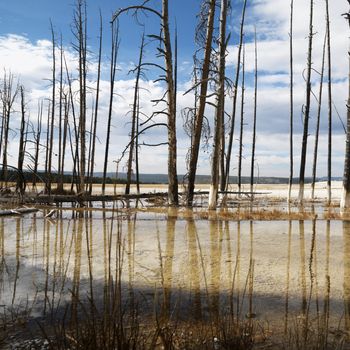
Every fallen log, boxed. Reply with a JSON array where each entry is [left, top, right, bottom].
[[0, 208, 39, 216], [24, 192, 170, 204], [20, 190, 269, 204]]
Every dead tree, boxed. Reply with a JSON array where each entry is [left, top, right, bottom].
[[44, 101, 51, 190], [298, 0, 314, 203], [340, 1, 350, 210], [57, 35, 64, 192], [47, 20, 56, 194], [135, 93, 141, 194], [71, 0, 88, 193], [126, 34, 145, 195], [208, 0, 228, 209], [250, 30, 258, 194], [88, 11, 103, 195], [102, 21, 119, 194], [186, 0, 216, 206], [64, 56, 80, 192], [87, 101, 94, 191], [288, 0, 294, 202], [224, 0, 247, 190], [325, 0, 333, 204], [16, 86, 26, 195], [162, 0, 179, 206], [32, 100, 43, 190], [311, 32, 327, 199], [0, 71, 18, 184], [237, 45, 246, 195], [60, 93, 69, 192], [112, 0, 179, 205]]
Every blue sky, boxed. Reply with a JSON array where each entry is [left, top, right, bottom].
[[0, 0, 349, 180], [0, 1, 199, 63]]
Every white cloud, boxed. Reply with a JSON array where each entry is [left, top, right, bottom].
[[0, 0, 348, 179]]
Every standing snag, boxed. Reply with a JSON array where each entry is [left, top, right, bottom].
[[112, 0, 179, 206], [237, 44, 246, 196], [208, 0, 229, 209], [341, 1, 350, 210], [186, 0, 216, 207], [298, 0, 314, 203], [47, 20, 56, 194], [102, 21, 119, 195], [311, 32, 327, 200], [16, 86, 26, 195], [250, 30, 258, 195], [288, 0, 294, 202], [325, 0, 333, 204], [88, 12, 103, 195], [126, 34, 145, 196], [162, 0, 179, 206], [224, 0, 247, 191], [0, 71, 18, 186]]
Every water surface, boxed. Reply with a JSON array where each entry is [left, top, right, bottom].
[[1, 209, 350, 342]]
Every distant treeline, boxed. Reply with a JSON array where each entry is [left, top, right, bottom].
[[91, 172, 331, 185], [0, 168, 339, 187], [0, 169, 327, 186], [0, 170, 139, 186]]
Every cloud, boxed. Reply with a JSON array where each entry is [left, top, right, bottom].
[[0, 0, 348, 179], [0, 33, 195, 175], [0, 34, 52, 89], [221, 0, 348, 178]]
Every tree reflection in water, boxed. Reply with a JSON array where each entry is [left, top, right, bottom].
[[0, 211, 349, 347]]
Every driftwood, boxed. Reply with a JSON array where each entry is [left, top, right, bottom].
[[0, 208, 39, 216], [0, 190, 269, 206], [26, 192, 170, 204], [20, 190, 269, 204]]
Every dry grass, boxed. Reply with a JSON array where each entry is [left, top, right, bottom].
[[44, 316, 259, 350], [41, 205, 343, 221]]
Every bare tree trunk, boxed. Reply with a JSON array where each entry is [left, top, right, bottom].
[[48, 20, 56, 194], [44, 101, 51, 191], [162, 0, 178, 206], [111, 1, 178, 204], [135, 93, 140, 195], [0, 100, 4, 165], [186, 0, 216, 206], [325, 0, 332, 204], [16, 86, 26, 195], [341, 3, 350, 210], [219, 0, 228, 193], [311, 32, 326, 200], [208, 0, 228, 209], [288, 0, 294, 202], [1, 72, 18, 185], [61, 94, 69, 191], [32, 100, 43, 190], [250, 30, 258, 194], [298, 0, 314, 203], [75, 0, 88, 193], [58, 36, 64, 191], [224, 0, 247, 190], [65, 57, 80, 192], [102, 22, 119, 194], [86, 102, 94, 192], [238, 45, 246, 195], [342, 66, 350, 209], [126, 34, 145, 195], [112, 0, 178, 206], [88, 11, 102, 195]]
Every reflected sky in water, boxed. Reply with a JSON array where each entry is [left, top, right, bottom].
[[0, 210, 349, 337]]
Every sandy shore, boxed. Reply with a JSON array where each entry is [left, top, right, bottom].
[[63, 180, 343, 201]]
